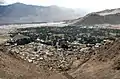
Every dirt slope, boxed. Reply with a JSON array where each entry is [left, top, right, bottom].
[[0, 50, 58, 79], [69, 39, 120, 79]]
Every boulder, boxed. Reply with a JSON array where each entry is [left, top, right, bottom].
[[9, 34, 31, 45]]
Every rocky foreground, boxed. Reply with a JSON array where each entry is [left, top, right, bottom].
[[0, 37, 120, 79]]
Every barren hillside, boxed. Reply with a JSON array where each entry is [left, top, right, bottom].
[[0, 36, 120, 79], [72, 8, 120, 25], [68, 39, 120, 79]]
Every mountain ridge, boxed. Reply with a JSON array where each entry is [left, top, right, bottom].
[[72, 8, 120, 25], [0, 2, 84, 24]]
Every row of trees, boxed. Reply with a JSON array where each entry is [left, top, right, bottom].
[[12, 26, 120, 46]]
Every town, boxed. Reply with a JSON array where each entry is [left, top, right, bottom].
[[1, 25, 119, 71]]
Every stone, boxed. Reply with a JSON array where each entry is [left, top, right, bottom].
[[44, 55, 48, 59], [46, 52, 54, 56], [28, 59, 33, 63], [30, 56, 36, 60], [71, 60, 81, 69], [33, 60, 39, 65], [80, 47, 90, 52], [5, 43, 10, 46], [12, 49, 20, 54], [39, 57, 44, 60]]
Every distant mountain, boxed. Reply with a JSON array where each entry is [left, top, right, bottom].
[[72, 8, 120, 25], [0, 3, 85, 24]]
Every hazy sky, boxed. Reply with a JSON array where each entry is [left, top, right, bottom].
[[3, 0, 120, 12]]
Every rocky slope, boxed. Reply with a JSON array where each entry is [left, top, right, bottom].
[[68, 39, 120, 79], [0, 3, 84, 24], [0, 38, 120, 79], [72, 8, 120, 25], [0, 49, 57, 79], [0, 36, 120, 79]]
